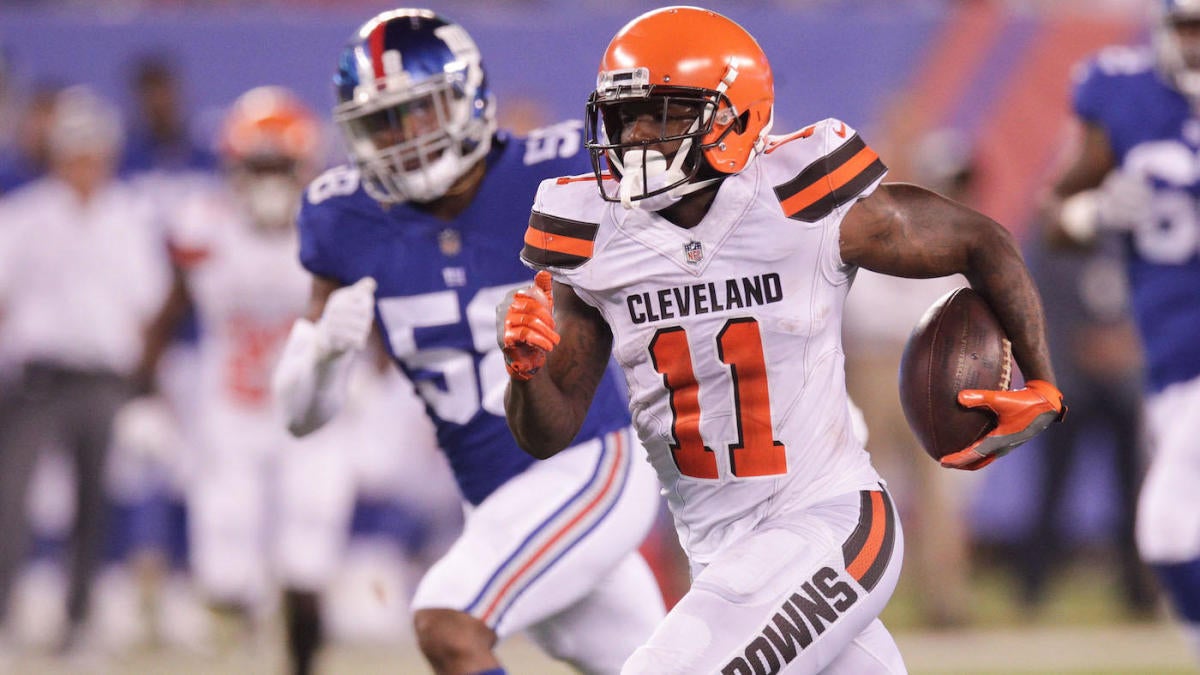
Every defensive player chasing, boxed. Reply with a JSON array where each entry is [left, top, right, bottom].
[[1041, 0, 1200, 662], [271, 9, 664, 675], [501, 7, 1064, 673]]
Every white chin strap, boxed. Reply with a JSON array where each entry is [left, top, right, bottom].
[[617, 143, 719, 211], [615, 62, 739, 212]]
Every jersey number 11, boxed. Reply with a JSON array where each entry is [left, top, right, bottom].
[[650, 317, 787, 480]]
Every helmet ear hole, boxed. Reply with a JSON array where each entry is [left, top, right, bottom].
[[735, 110, 750, 134]]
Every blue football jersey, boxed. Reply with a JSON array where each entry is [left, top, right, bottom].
[[1074, 46, 1200, 392], [297, 122, 632, 505]]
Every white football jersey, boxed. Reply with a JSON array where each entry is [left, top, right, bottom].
[[523, 119, 888, 563], [168, 185, 309, 423]]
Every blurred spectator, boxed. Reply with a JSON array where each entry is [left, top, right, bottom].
[[1019, 230, 1155, 617], [97, 53, 218, 650], [120, 53, 216, 175], [0, 83, 59, 194], [0, 86, 170, 656], [843, 127, 975, 628]]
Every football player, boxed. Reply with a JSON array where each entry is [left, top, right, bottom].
[[135, 86, 421, 674], [1040, 0, 1200, 662], [271, 9, 664, 675], [500, 7, 1064, 673]]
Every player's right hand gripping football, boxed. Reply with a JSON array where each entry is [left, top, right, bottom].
[[941, 380, 1066, 471], [498, 271, 560, 381], [315, 276, 376, 360]]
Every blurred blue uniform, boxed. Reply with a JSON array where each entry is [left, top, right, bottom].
[[1073, 49, 1200, 393], [1073, 45, 1200, 630], [297, 127, 631, 505]]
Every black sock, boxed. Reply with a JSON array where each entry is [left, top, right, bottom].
[[284, 588, 322, 675]]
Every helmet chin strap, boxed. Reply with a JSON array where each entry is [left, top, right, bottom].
[[618, 116, 726, 212], [618, 144, 720, 211]]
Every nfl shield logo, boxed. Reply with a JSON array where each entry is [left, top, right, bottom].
[[683, 241, 704, 264]]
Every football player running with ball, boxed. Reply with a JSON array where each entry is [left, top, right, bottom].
[[1041, 0, 1200, 663], [500, 7, 1064, 674], [271, 9, 664, 675]]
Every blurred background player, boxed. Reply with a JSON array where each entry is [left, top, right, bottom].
[[95, 51, 224, 655], [272, 9, 664, 674], [843, 128, 975, 628], [0, 85, 170, 656], [1021, 211, 1153, 617], [132, 85, 442, 675], [1040, 0, 1200, 661]]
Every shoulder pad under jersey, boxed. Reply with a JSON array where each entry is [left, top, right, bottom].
[[520, 173, 606, 271], [762, 118, 888, 223]]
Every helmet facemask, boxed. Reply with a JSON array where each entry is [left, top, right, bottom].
[[218, 86, 321, 234], [335, 68, 491, 204], [586, 67, 741, 211], [230, 156, 307, 233]]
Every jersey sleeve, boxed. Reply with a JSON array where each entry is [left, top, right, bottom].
[[1072, 56, 1108, 125], [765, 118, 888, 284], [163, 190, 217, 270], [766, 118, 888, 224], [519, 175, 604, 275], [297, 183, 342, 282]]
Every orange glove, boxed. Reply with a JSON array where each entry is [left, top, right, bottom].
[[500, 271, 560, 381], [941, 379, 1066, 471]]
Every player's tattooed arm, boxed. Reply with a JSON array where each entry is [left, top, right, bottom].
[[505, 280, 612, 459], [841, 182, 1055, 384]]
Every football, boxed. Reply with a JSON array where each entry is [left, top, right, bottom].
[[898, 286, 1013, 461]]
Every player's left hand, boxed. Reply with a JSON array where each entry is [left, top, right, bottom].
[[498, 271, 559, 381], [941, 380, 1066, 471]]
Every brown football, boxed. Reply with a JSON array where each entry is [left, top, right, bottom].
[[898, 287, 1013, 461]]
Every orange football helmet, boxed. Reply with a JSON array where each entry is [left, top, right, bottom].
[[218, 87, 323, 229], [219, 86, 321, 170], [585, 6, 774, 207]]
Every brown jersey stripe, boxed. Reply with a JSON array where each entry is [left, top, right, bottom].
[[774, 135, 887, 222], [774, 133, 869, 200], [842, 489, 897, 592], [521, 211, 598, 269]]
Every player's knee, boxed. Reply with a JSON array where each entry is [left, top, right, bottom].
[[413, 608, 496, 669]]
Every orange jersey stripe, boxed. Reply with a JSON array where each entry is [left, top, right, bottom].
[[764, 125, 816, 154], [555, 172, 606, 185], [523, 226, 595, 259], [780, 146, 880, 217], [846, 491, 886, 582]]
